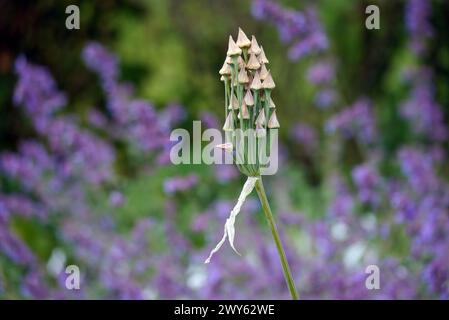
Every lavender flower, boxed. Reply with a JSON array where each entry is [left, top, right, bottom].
[[290, 123, 318, 153], [326, 98, 376, 143], [351, 163, 382, 206], [405, 0, 433, 55], [163, 174, 199, 195]]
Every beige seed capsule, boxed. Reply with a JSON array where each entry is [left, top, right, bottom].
[[255, 122, 266, 137], [268, 110, 280, 128], [259, 63, 269, 80], [227, 36, 242, 56], [236, 28, 251, 48], [255, 109, 266, 126], [269, 97, 276, 108], [262, 71, 275, 90], [237, 56, 245, 69], [228, 93, 239, 110], [223, 112, 235, 131], [219, 60, 232, 76], [246, 53, 261, 70], [258, 46, 269, 64], [216, 142, 233, 153], [250, 71, 262, 90], [238, 102, 250, 120], [244, 90, 254, 106], [238, 68, 249, 84], [249, 36, 262, 55]]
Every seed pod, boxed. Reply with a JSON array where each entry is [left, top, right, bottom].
[[268, 97, 276, 108], [219, 60, 232, 76], [262, 71, 275, 90], [259, 63, 269, 81], [228, 93, 239, 110], [250, 71, 262, 90], [223, 112, 235, 131], [239, 102, 250, 119], [268, 110, 280, 128], [255, 122, 266, 137], [216, 142, 233, 153], [238, 68, 249, 84], [237, 56, 245, 69], [246, 53, 261, 70], [244, 90, 254, 106], [255, 109, 266, 126], [249, 36, 261, 55], [259, 46, 269, 64], [227, 36, 242, 56], [236, 28, 251, 48]]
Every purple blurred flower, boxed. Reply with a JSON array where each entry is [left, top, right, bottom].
[[14, 56, 67, 122], [307, 61, 334, 85], [82, 41, 119, 89], [252, 1, 327, 61], [200, 111, 220, 129], [400, 68, 447, 142], [326, 98, 376, 143], [109, 191, 125, 208], [405, 0, 433, 55], [352, 163, 382, 206], [290, 123, 318, 153], [214, 164, 239, 183], [163, 174, 199, 195]]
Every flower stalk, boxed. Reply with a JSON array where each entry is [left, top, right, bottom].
[[206, 28, 299, 300], [254, 177, 299, 300]]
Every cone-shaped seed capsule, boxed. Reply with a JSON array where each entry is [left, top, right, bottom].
[[216, 142, 233, 153], [238, 68, 249, 84], [237, 56, 245, 69], [244, 90, 254, 106], [258, 46, 269, 64], [238, 102, 249, 119], [220, 75, 227, 82], [268, 110, 280, 128], [228, 93, 239, 110], [219, 60, 232, 76], [259, 63, 269, 80], [262, 71, 275, 89], [236, 28, 251, 48], [223, 112, 235, 131], [227, 36, 242, 56], [269, 96, 276, 108], [246, 53, 261, 70], [250, 71, 262, 90], [249, 36, 262, 55], [255, 109, 266, 126], [256, 122, 266, 137]]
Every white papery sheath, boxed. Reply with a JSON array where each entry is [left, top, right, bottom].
[[204, 176, 258, 264]]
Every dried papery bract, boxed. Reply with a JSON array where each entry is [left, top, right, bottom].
[[206, 28, 298, 300]]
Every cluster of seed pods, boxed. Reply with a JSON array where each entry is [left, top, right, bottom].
[[219, 28, 279, 176]]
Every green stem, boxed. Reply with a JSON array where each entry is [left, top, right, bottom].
[[254, 177, 299, 300]]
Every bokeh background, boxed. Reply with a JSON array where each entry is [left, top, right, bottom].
[[1, 0, 449, 299]]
